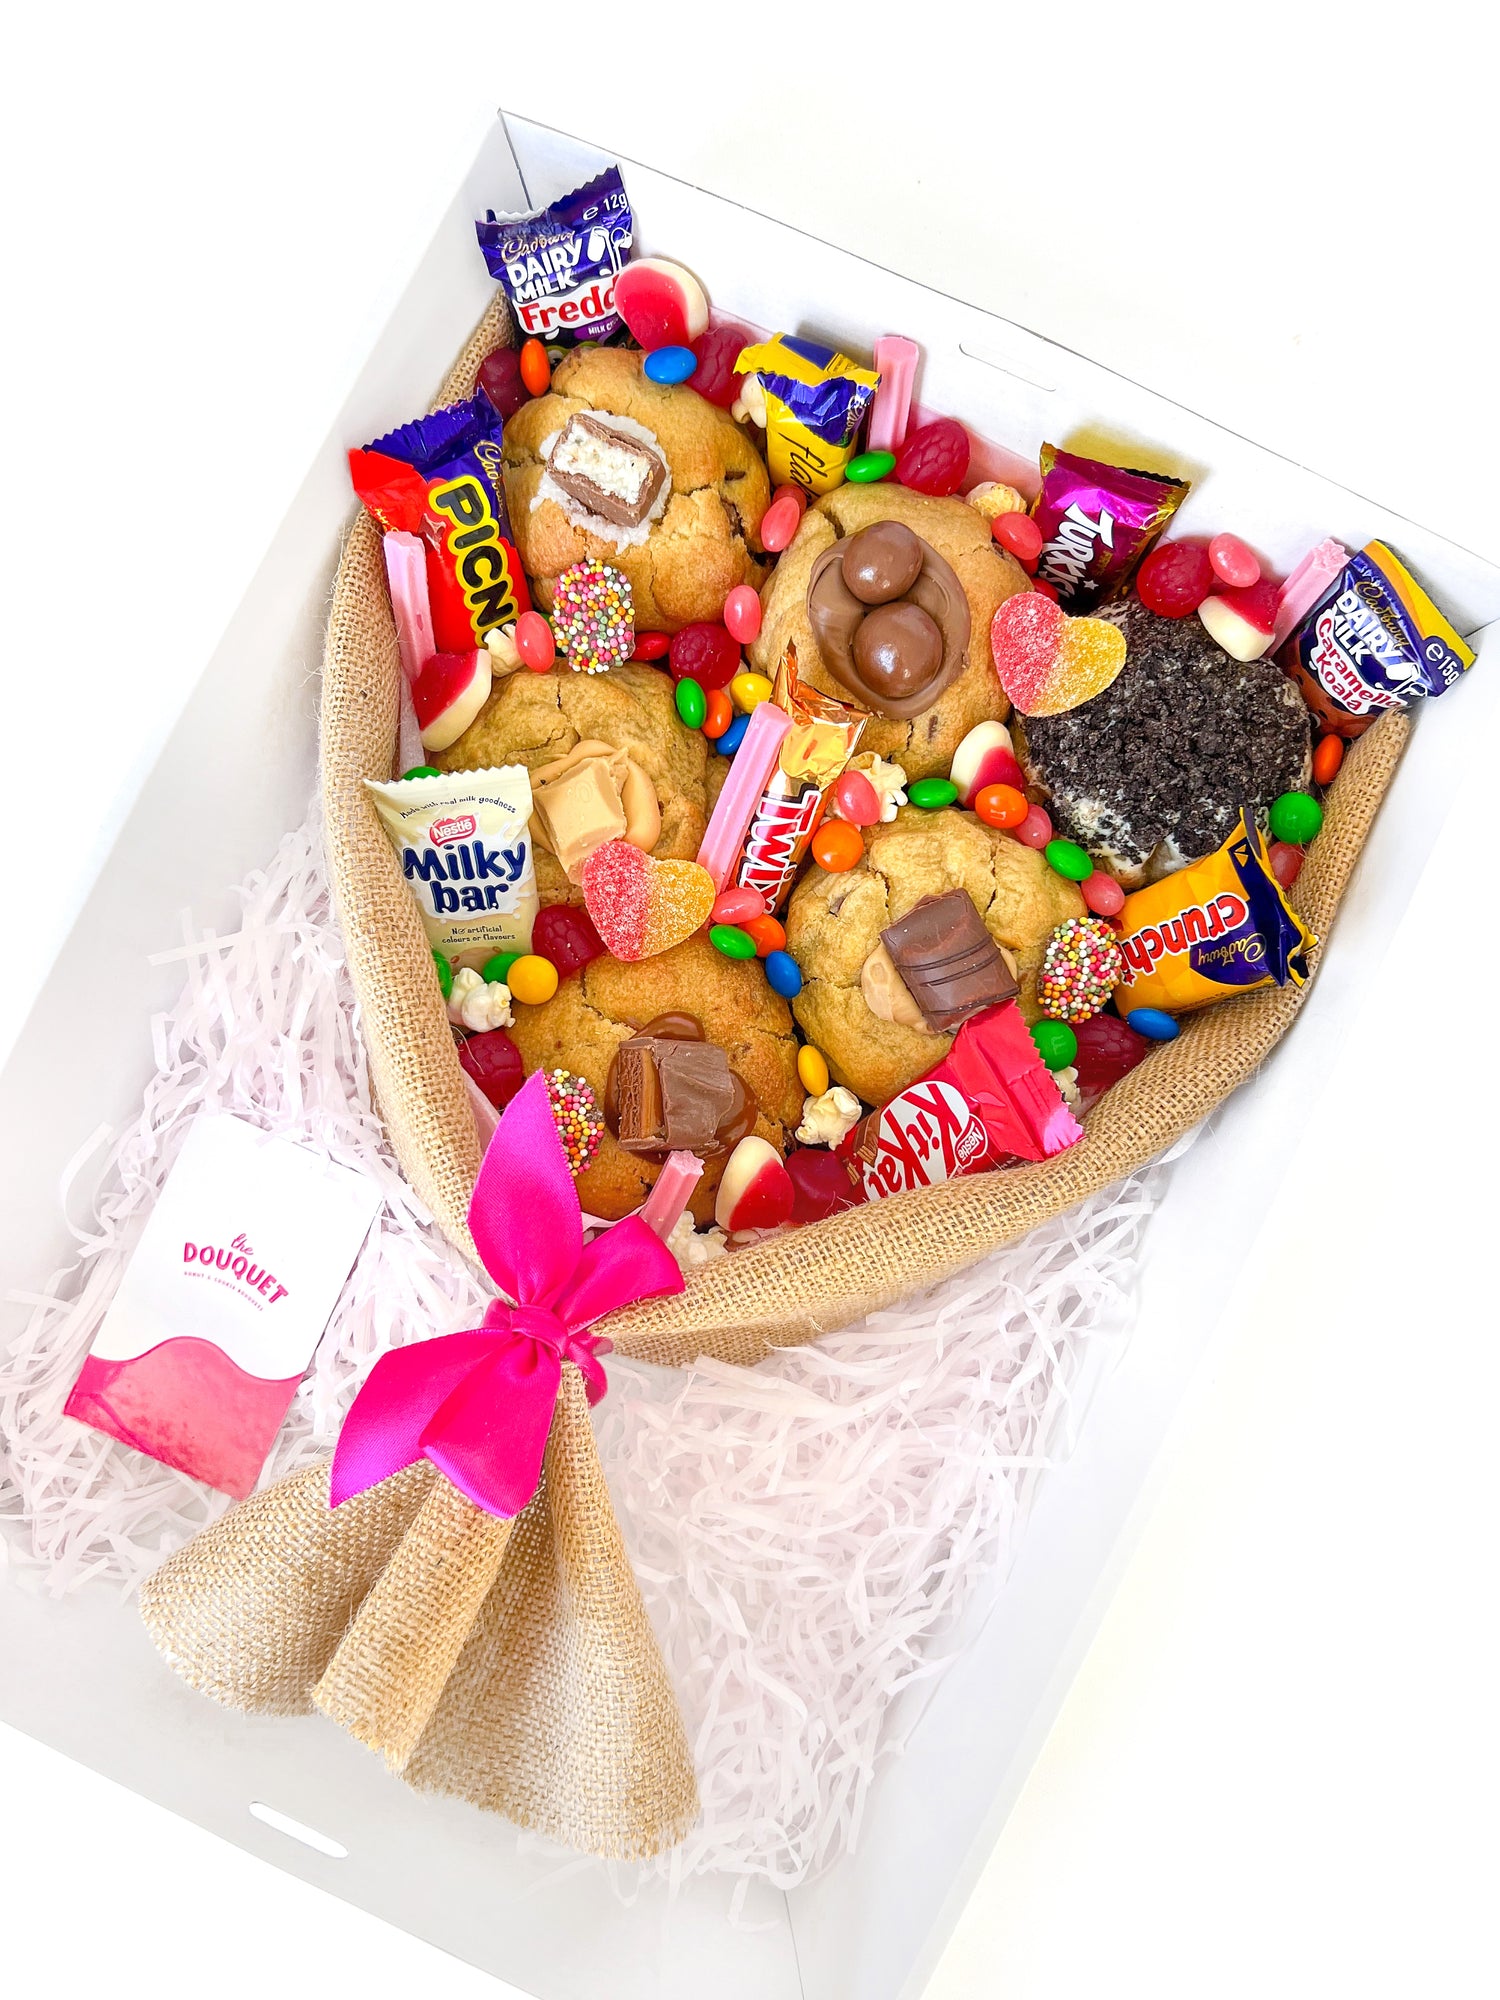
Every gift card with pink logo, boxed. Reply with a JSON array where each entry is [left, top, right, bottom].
[[65, 1114, 381, 1497]]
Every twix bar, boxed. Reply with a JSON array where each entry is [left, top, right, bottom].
[[734, 647, 866, 913]]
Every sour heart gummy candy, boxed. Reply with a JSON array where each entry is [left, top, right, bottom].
[[581, 839, 715, 961], [990, 593, 1127, 716], [894, 419, 971, 497]]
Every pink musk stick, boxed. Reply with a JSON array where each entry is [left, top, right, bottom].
[[638, 1151, 706, 1240], [867, 336, 919, 454], [383, 530, 436, 684], [695, 700, 793, 889], [1269, 539, 1349, 651]]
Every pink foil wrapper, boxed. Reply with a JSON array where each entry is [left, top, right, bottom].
[[1030, 444, 1189, 610]]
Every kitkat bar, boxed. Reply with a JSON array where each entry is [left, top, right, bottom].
[[842, 1004, 1082, 1201]]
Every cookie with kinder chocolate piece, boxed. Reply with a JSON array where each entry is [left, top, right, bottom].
[[784, 803, 1085, 1106], [500, 345, 771, 632], [748, 483, 1030, 779], [504, 935, 803, 1224]]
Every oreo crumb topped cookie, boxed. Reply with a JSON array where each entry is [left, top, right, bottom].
[[1017, 599, 1312, 886]]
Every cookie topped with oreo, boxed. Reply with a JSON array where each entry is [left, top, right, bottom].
[[1017, 599, 1311, 888]]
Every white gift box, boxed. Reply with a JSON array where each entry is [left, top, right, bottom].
[[2, 109, 1498, 2000]]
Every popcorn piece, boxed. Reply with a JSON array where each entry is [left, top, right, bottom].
[[484, 622, 524, 675], [854, 753, 908, 822], [1053, 1064, 1082, 1112], [448, 967, 514, 1033], [664, 1210, 728, 1272], [796, 1086, 862, 1148], [966, 480, 1028, 522]]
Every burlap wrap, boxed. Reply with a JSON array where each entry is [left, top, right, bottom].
[[139, 294, 1409, 1858]]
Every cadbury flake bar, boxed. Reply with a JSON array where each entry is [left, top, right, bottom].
[[1279, 540, 1477, 739], [366, 766, 539, 971], [734, 650, 866, 912], [734, 335, 880, 495], [476, 166, 633, 346], [1030, 445, 1188, 610], [1112, 808, 1315, 1016]]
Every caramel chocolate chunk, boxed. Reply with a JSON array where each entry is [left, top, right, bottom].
[[880, 890, 1019, 1035], [614, 1036, 738, 1155], [546, 413, 668, 528]]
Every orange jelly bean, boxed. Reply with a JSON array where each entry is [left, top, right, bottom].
[[1311, 734, 1345, 786], [702, 687, 733, 739], [974, 781, 1029, 830], [812, 819, 864, 873], [519, 338, 551, 398], [743, 913, 787, 956]]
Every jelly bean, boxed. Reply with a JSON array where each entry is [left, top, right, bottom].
[[477, 347, 528, 420], [730, 669, 774, 712], [894, 418, 970, 497], [991, 512, 1044, 565], [846, 450, 896, 484], [531, 905, 604, 977], [723, 584, 763, 645], [644, 344, 697, 385], [506, 954, 559, 1006], [1136, 540, 1214, 618], [709, 923, 758, 960], [1312, 734, 1345, 786], [1030, 1019, 1078, 1071], [481, 951, 520, 986], [716, 712, 750, 755], [1014, 804, 1054, 849], [908, 777, 958, 810], [744, 914, 787, 957], [702, 687, 733, 739], [1268, 790, 1323, 845], [1081, 871, 1126, 917], [834, 769, 882, 826], [675, 676, 707, 729], [712, 886, 767, 926], [1031, 578, 1060, 603], [1208, 532, 1261, 590], [515, 610, 556, 672], [519, 338, 551, 398], [402, 764, 442, 780], [797, 1044, 830, 1096], [433, 949, 453, 999], [974, 782, 1028, 830], [764, 950, 803, 998], [760, 484, 808, 553], [1268, 841, 1304, 890], [812, 819, 865, 872], [632, 630, 670, 662], [670, 621, 740, 690], [1045, 837, 1093, 882], [1125, 1007, 1180, 1042]]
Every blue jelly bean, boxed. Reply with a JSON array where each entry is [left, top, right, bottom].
[[764, 949, 803, 998], [716, 712, 750, 755], [643, 345, 697, 385], [1125, 1007, 1180, 1042]]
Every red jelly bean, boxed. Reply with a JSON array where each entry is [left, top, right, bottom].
[[723, 584, 762, 644], [1136, 541, 1214, 618], [711, 886, 767, 925], [1312, 735, 1344, 786], [669, 622, 740, 690], [787, 1146, 866, 1226], [477, 347, 528, 420], [702, 687, 734, 739], [632, 629, 670, 662], [761, 484, 808, 553], [690, 320, 755, 408], [1269, 841, 1304, 889], [1208, 532, 1261, 590], [894, 418, 970, 497], [1014, 803, 1054, 849], [1030, 577, 1060, 602], [519, 338, 551, 398], [530, 904, 605, 978], [458, 1028, 524, 1109], [515, 610, 556, 672], [991, 512, 1044, 565], [1081, 870, 1125, 917], [834, 769, 881, 826], [1072, 1014, 1151, 1110]]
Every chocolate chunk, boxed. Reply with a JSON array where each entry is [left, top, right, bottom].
[[614, 1037, 738, 1155], [880, 891, 1019, 1035], [546, 413, 668, 528], [841, 520, 924, 604]]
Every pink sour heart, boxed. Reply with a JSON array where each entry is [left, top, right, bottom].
[[531, 903, 605, 978], [989, 591, 1065, 710], [834, 769, 882, 826], [669, 621, 740, 690], [894, 418, 971, 497], [613, 257, 710, 351], [1014, 803, 1054, 849], [1136, 540, 1214, 618], [690, 321, 755, 408], [1208, 532, 1261, 590], [723, 584, 762, 645]]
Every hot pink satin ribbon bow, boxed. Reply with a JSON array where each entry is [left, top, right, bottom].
[[330, 1070, 683, 1519]]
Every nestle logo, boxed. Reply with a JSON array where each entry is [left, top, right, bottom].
[[431, 814, 477, 845]]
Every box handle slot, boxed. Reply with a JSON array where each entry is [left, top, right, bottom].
[[249, 1800, 348, 1858]]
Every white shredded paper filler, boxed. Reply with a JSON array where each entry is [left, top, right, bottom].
[[0, 812, 1178, 1888]]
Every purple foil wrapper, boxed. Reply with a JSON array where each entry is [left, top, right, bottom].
[[476, 165, 634, 347], [1030, 445, 1189, 610]]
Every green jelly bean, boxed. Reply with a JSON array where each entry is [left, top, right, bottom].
[[481, 952, 519, 986], [675, 676, 707, 729], [402, 764, 442, 780], [1045, 837, 1093, 882], [1268, 790, 1323, 845], [709, 923, 758, 960], [432, 950, 453, 999], [1030, 1019, 1078, 1071], [908, 777, 959, 811], [846, 450, 896, 484]]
